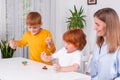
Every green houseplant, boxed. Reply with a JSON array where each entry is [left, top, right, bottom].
[[0, 40, 16, 58], [66, 5, 86, 29]]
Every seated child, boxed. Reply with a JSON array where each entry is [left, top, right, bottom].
[[41, 29, 86, 72]]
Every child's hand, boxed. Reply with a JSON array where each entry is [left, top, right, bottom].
[[46, 37, 52, 44], [9, 40, 17, 49], [41, 52, 47, 61], [46, 37, 52, 49], [53, 63, 61, 72], [41, 52, 50, 62]]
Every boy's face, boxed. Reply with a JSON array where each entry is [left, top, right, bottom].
[[64, 42, 78, 53], [28, 25, 41, 35]]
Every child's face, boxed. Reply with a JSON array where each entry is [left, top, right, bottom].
[[64, 42, 78, 53], [28, 25, 41, 35]]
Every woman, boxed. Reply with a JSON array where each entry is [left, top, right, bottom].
[[90, 8, 120, 80]]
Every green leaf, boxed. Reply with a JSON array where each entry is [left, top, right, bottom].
[[66, 5, 86, 29], [0, 40, 16, 58]]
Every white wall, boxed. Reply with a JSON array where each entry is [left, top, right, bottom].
[[55, 0, 120, 52], [54, 0, 88, 50]]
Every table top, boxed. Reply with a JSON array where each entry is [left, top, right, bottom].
[[0, 57, 90, 80]]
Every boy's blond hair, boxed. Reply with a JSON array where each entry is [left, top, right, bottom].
[[26, 12, 42, 26]]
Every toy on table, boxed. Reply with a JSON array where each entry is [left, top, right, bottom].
[[22, 61, 28, 66], [42, 65, 47, 70]]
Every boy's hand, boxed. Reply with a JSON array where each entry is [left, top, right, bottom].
[[46, 37, 52, 49], [9, 40, 17, 49], [41, 52, 49, 62]]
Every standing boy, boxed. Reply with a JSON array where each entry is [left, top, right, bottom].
[[9, 12, 56, 65]]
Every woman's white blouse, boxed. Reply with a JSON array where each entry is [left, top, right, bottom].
[[90, 42, 120, 80]]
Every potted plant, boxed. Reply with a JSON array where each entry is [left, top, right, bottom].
[[0, 40, 16, 58], [66, 5, 86, 29]]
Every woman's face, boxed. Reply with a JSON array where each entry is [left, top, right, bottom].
[[94, 17, 106, 37]]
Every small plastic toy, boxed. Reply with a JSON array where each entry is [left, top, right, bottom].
[[42, 66, 47, 70], [22, 61, 28, 66]]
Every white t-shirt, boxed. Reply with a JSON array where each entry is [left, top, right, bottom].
[[52, 47, 81, 67]]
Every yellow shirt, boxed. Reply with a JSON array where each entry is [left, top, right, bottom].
[[17, 29, 56, 65]]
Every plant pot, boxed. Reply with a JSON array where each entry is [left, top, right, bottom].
[[0, 40, 16, 59]]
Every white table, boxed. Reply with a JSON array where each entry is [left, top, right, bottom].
[[0, 57, 90, 80]]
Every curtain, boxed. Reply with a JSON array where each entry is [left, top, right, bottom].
[[0, 0, 56, 58]]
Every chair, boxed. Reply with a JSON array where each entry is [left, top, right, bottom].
[[80, 51, 93, 73]]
